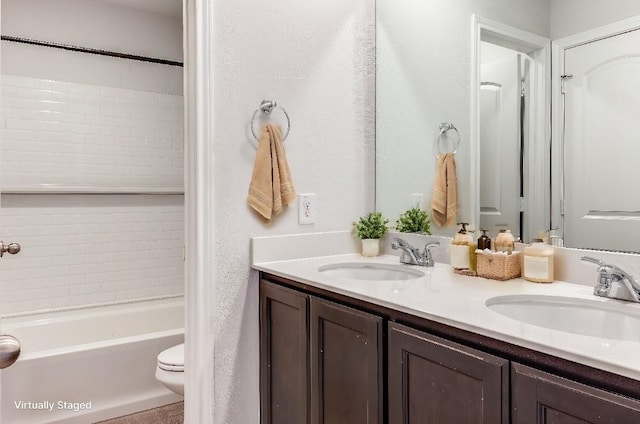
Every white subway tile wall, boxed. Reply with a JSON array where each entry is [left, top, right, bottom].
[[0, 75, 184, 190], [0, 194, 184, 315]]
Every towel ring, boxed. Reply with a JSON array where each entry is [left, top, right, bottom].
[[250, 100, 291, 142], [437, 123, 460, 154]]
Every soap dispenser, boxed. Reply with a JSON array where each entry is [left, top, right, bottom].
[[477, 229, 491, 251], [495, 229, 515, 254], [522, 240, 554, 283], [450, 223, 472, 271]]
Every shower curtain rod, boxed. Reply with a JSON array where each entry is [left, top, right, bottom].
[[1, 35, 183, 67]]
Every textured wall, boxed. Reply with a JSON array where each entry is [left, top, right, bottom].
[[376, 0, 550, 237], [211, 0, 375, 421]]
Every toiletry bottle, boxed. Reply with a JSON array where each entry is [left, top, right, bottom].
[[522, 241, 554, 283], [495, 229, 515, 254], [450, 223, 472, 271], [468, 235, 478, 274], [477, 229, 491, 251]]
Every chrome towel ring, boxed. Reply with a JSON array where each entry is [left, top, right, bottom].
[[251, 100, 291, 142], [437, 123, 460, 154]]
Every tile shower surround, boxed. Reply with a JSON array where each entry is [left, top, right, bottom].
[[0, 75, 184, 315], [0, 75, 183, 189], [0, 194, 184, 315]]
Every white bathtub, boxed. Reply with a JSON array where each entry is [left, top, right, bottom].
[[0, 298, 184, 424]]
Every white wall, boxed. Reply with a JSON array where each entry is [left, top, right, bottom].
[[376, 0, 550, 237], [551, 0, 640, 39], [0, 0, 184, 314], [1, 0, 182, 93], [2, 0, 182, 60], [211, 0, 375, 421]]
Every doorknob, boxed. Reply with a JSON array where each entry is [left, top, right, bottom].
[[0, 241, 21, 258], [0, 335, 20, 369]]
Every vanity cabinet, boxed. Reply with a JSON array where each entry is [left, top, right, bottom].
[[511, 363, 640, 423], [259, 281, 309, 424], [259, 280, 383, 424], [310, 297, 383, 424], [259, 274, 640, 424], [388, 322, 509, 423]]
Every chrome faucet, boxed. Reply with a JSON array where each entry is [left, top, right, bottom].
[[581, 256, 640, 303], [391, 238, 440, 267]]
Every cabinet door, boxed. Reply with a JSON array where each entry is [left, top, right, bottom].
[[310, 297, 383, 424], [512, 363, 640, 424], [260, 280, 309, 424], [388, 322, 509, 424]]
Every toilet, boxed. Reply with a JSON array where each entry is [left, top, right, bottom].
[[156, 343, 184, 396]]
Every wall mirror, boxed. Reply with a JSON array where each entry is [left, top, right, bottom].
[[376, 0, 640, 253]]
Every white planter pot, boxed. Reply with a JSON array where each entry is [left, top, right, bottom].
[[361, 239, 380, 257]]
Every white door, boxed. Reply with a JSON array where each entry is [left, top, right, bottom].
[[563, 29, 640, 251], [479, 46, 522, 239]]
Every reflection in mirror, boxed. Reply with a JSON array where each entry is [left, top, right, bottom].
[[473, 16, 550, 245], [479, 43, 525, 239], [376, 1, 551, 243], [473, 17, 550, 245], [555, 21, 640, 252], [376, 0, 640, 252]]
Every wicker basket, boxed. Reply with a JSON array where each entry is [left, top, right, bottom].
[[476, 251, 521, 281]]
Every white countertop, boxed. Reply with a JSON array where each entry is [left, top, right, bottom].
[[253, 253, 640, 381]]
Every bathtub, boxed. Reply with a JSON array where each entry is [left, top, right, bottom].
[[0, 298, 184, 424]]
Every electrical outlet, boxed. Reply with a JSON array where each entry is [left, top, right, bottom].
[[298, 193, 316, 225]]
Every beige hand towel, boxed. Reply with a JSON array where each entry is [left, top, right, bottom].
[[247, 124, 296, 221], [431, 153, 458, 227]]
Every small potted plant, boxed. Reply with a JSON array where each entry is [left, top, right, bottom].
[[353, 212, 389, 257], [396, 207, 432, 235]]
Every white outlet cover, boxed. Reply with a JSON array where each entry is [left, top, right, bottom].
[[298, 193, 316, 225]]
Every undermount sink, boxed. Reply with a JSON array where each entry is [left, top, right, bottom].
[[318, 262, 425, 281], [487, 295, 640, 342]]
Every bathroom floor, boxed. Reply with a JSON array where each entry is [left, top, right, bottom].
[[95, 402, 183, 424]]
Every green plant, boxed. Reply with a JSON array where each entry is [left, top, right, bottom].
[[396, 207, 432, 234], [353, 212, 389, 239]]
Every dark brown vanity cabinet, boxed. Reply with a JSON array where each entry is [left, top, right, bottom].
[[260, 279, 383, 424], [388, 322, 509, 423], [511, 363, 640, 423], [260, 280, 309, 424], [260, 274, 640, 424], [310, 297, 383, 424]]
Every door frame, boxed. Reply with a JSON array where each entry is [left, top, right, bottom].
[[478, 50, 522, 238], [471, 15, 550, 242], [184, 0, 215, 423], [551, 14, 640, 242]]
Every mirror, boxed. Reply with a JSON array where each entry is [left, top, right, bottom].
[[376, 1, 640, 252]]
